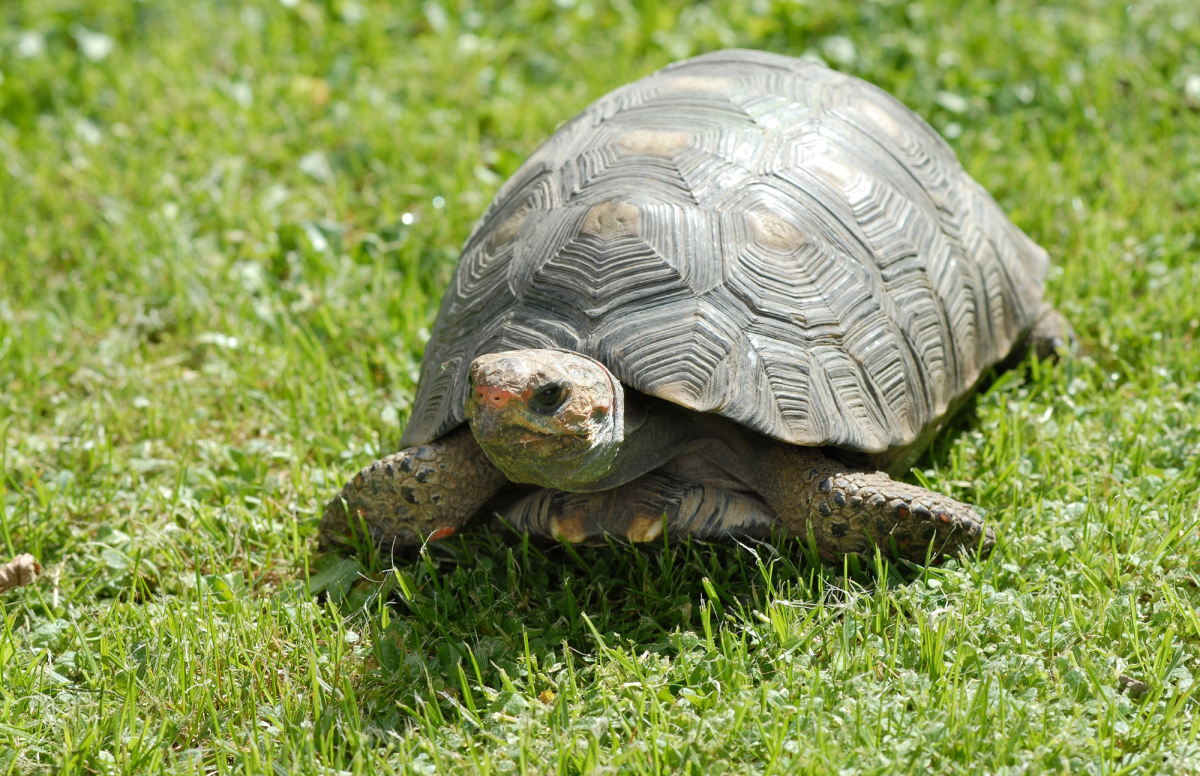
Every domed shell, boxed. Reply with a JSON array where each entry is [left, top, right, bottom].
[[401, 49, 1048, 455]]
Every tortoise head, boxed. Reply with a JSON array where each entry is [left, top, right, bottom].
[[465, 349, 625, 490]]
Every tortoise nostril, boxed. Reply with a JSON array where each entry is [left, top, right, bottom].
[[477, 386, 515, 408]]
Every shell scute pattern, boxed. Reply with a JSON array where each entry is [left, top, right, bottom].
[[401, 49, 1048, 453]]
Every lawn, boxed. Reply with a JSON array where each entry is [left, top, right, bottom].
[[2, 0, 1200, 772]]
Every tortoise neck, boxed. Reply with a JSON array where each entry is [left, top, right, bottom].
[[578, 390, 754, 492]]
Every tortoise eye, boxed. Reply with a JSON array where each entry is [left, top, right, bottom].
[[529, 382, 568, 414]]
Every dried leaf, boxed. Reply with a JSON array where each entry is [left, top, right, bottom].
[[0, 554, 41, 593]]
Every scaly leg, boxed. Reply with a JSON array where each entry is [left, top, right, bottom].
[[497, 471, 777, 544], [752, 445, 994, 563], [320, 425, 509, 549]]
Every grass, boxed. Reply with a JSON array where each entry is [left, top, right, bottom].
[[2, 0, 1200, 772]]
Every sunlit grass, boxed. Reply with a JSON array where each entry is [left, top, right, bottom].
[[2, 0, 1200, 772]]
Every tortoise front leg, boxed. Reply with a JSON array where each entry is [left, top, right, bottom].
[[497, 472, 777, 545], [320, 425, 509, 549], [751, 446, 995, 564]]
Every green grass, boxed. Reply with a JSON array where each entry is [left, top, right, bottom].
[[2, 0, 1200, 772]]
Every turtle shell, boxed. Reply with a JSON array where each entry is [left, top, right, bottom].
[[401, 49, 1048, 455]]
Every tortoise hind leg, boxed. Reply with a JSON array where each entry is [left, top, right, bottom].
[[1027, 302, 1076, 361], [994, 302, 1075, 373], [320, 425, 509, 549], [496, 472, 777, 545], [1005, 302, 1075, 366]]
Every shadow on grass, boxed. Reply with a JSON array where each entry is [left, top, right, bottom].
[[310, 518, 955, 735]]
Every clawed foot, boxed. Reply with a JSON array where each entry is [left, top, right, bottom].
[[318, 426, 508, 550], [765, 447, 995, 565], [497, 471, 776, 544], [803, 469, 994, 563]]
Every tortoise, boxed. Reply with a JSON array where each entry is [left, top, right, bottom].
[[320, 49, 1072, 563]]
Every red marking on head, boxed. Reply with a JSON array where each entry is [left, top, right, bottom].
[[429, 526, 456, 541], [475, 384, 517, 409]]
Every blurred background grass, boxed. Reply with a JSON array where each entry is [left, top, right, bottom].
[[2, 0, 1200, 773]]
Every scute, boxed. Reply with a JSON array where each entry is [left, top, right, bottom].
[[401, 49, 1048, 454]]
